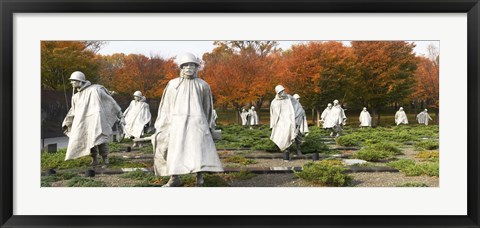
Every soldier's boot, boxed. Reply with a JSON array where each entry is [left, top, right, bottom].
[[90, 147, 99, 166], [98, 143, 109, 165], [296, 142, 303, 156], [90, 154, 99, 166], [196, 172, 204, 187], [162, 175, 182, 187]]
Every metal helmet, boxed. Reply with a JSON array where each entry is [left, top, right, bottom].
[[133, 91, 142, 97], [177, 53, 200, 69], [293, 94, 300, 99], [69, 71, 86, 82], [275, 85, 285, 94]]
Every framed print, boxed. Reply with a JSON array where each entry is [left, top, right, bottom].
[[1, 0, 479, 227]]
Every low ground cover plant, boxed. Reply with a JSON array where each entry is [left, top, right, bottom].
[[352, 142, 402, 162], [387, 159, 439, 177], [67, 177, 107, 187], [414, 150, 439, 162], [414, 140, 439, 151], [41, 149, 146, 170], [295, 160, 352, 187]]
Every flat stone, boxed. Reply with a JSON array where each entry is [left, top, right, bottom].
[[342, 159, 367, 165], [121, 168, 148, 172]]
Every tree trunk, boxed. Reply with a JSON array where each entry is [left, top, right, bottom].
[[311, 108, 315, 125], [317, 110, 321, 127], [371, 109, 377, 127], [377, 108, 381, 126]]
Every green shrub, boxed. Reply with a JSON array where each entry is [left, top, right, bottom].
[[230, 170, 257, 180], [335, 135, 363, 147], [251, 139, 278, 152], [414, 141, 439, 151], [295, 160, 352, 187], [420, 161, 439, 177], [295, 137, 330, 154], [364, 142, 402, 155], [203, 174, 230, 187], [387, 159, 439, 177], [353, 148, 394, 162]]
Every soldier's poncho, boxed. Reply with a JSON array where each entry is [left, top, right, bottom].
[[320, 107, 334, 128], [395, 110, 409, 125], [359, 110, 372, 127], [62, 81, 121, 160], [123, 97, 151, 139], [270, 94, 297, 151], [416, 111, 433, 125], [152, 76, 223, 176], [240, 110, 249, 126], [211, 109, 218, 127], [249, 109, 259, 125], [293, 100, 309, 135], [328, 105, 347, 127]]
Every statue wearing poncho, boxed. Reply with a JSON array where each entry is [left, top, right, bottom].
[[123, 92, 151, 140], [152, 53, 223, 187], [62, 76, 122, 162], [359, 107, 372, 127], [270, 85, 298, 152], [416, 109, 433, 125], [395, 107, 409, 125]]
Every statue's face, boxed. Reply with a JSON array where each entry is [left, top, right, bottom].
[[363, 107, 367, 111], [327, 104, 332, 109], [134, 96, 141, 101], [252, 107, 255, 110], [278, 90, 286, 98], [181, 62, 198, 77], [70, 80, 83, 89]]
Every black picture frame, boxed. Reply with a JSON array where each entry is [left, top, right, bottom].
[[1, 0, 479, 227]]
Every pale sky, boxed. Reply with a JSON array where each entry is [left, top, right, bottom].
[[97, 40, 439, 59]]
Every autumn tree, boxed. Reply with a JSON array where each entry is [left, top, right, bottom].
[[41, 41, 101, 90], [202, 41, 281, 110], [96, 53, 126, 90], [279, 41, 357, 113], [411, 44, 439, 121], [350, 41, 418, 125], [109, 54, 178, 98]]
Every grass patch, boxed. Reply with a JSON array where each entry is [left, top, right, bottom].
[[335, 125, 438, 147], [414, 141, 439, 151], [67, 177, 107, 187], [230, 170, 257, 180], [222, 156, 257, 165], [295, 160, 352, 187], [41, 172, 79, 187], [397, 182, 429, 187], [387, 159, 439, 177], [415, 151, 439, 162], [41, 149, 146, 170], [352, 142, 401, 162], [352, 149, 394, 162]]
